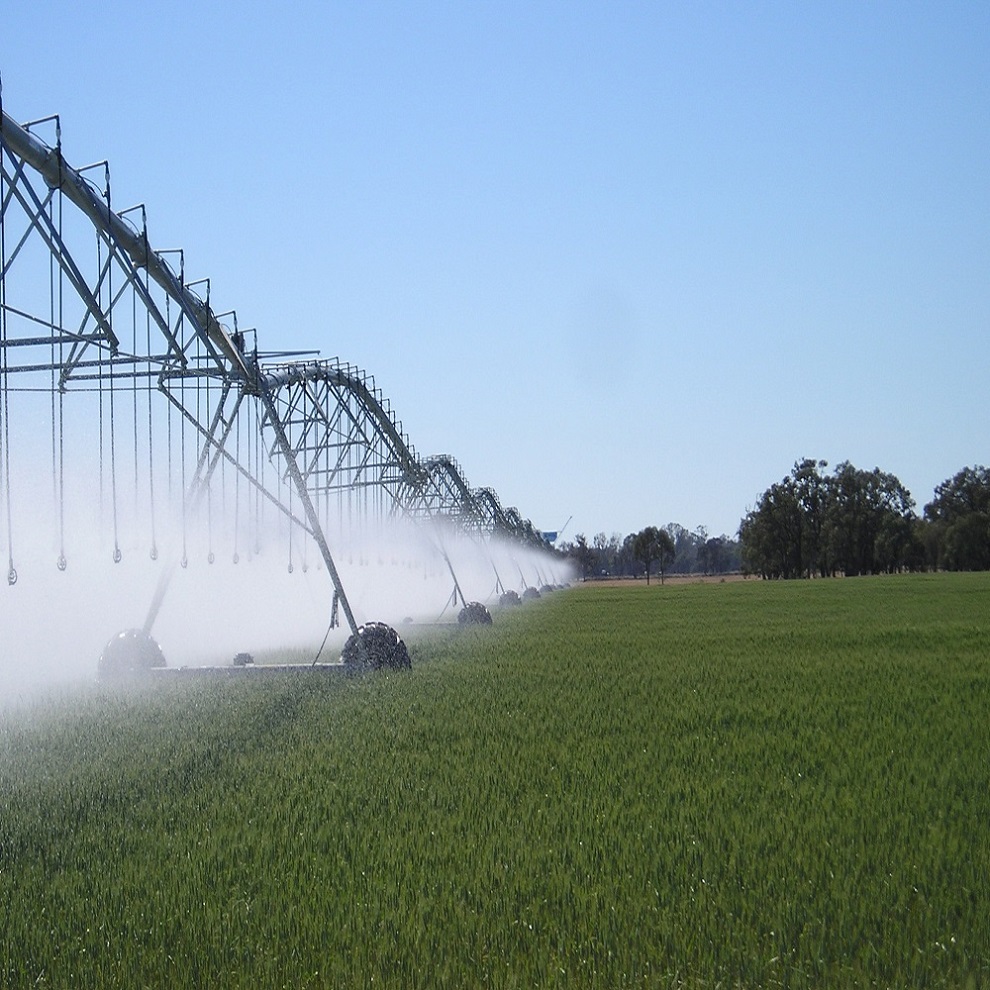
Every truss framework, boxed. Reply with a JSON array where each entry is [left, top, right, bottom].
[[1, 102, 547, 632]]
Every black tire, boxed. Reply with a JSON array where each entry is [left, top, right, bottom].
[[341, 622, 411, 671], [458, 601, 493, 625], [98, 629, 166, 679]]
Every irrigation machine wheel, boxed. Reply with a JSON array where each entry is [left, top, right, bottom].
[[98, 628, 167, 679], [458, 601, 493, 625], [498, 590, 521, 607], [341, 622, 411, 672]]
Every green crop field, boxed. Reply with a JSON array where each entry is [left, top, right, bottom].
[[2, 573, 988, 988]]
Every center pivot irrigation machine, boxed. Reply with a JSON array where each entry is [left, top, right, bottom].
[[0, 90, 566, 679]]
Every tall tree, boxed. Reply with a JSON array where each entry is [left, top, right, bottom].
[[925, 466, 990, 570], [632, 526, 675, 585], [593, 532, 623, 576], [664, 522, 697, 573], [825, 463, 915, 576], [925, 465, 990, 521], [622, 533, 644, 578], [570, 534, 597, 581], [791, 458, 831, 576], [943, 513, 990, 571], [699, 536, 727, 575], [739, 477, 804, 578], [656, 529, 676, 584], [741, 459, 917, 578]]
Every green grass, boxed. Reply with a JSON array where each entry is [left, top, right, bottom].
[[2, 573, 988, 988]]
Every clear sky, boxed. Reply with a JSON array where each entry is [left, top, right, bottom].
[[3, 1, 987, 542]]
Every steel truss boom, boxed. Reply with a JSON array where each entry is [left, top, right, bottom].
[[2, 95, 553, 640], [1, 109, 248, 382]]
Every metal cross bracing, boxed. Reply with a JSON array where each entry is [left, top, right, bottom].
[[420, 455, 477, 527], [474, 486, 512, 534], [256, 364, 542, 544], [1, 106, 254, 594], [259, 360, 426, 518], [0, 112, 249, 388], [1, 96, 552, 651], [255, 364, 545, 604]]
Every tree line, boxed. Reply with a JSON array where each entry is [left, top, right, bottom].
[[739, 459, 990, 578], [558, 461, 990, 583], [560, 524, 742, 583]]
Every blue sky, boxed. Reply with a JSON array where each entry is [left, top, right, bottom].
[[3, 1, 987, 541]]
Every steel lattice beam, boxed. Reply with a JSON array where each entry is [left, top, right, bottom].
[[2, 97, 553, 632]]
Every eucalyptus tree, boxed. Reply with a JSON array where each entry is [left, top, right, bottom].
[[632, 526, 676, 585], [824, 462, 915, 576], [741, 459, 918, 578], [924, 466, 990, 570], [570, 534, 597, 581]]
